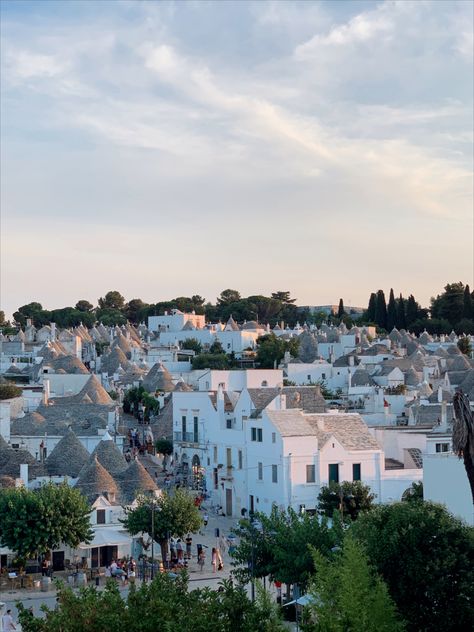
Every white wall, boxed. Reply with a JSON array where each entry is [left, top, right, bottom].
[[424, 452, 473, 525], [46, 373, 91, 397]]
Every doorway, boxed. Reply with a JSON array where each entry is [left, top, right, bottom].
[[225, 488, 233, 516]]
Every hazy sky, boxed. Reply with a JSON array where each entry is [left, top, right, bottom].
[[1, 0, 473, 318]]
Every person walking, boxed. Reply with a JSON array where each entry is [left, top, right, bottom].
[[203, 512, 209, 527], [2, 609, 16, 631], [185, 534, 192, 559], [176, 539, 184, 561], [211, 547, 217, 573]]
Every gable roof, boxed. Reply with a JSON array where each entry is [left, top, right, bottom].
[[305, 413, 381, 451]]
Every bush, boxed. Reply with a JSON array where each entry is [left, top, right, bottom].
[[0, 384, 22, 400]]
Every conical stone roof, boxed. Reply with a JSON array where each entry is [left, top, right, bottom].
[[71, 375, 113, 405], [116, 458, 159, 503], [75, 455, 120, 504], [46, 428, 90, 477], [143, 362, 174, 393], [81, 435, 128, 476]]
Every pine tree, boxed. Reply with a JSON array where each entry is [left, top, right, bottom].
[[367, 293, 377, 322], [387, 289, 397, 331], [406, 295, 418, 327], [375, 290, 387, 330], [396, 294, 406, 330], [338, 298, 345, 318], [463, 285, 472, 320]]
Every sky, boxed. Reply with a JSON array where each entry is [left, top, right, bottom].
[[1, 0, 473, 318]]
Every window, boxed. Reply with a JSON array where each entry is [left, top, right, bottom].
[[328, 463, 339, 483], [96, 509, 106, 525], [251, 428, 263, 442], [258, 462, 263, 480], [181, 415, 187, 438], [272, 432, 276, 444], [352, 463, 361, 481], [226, 448, 232, 468], [193, 416, 198, 443], [238, 450, 243, 470], [261, 380, 268, 387], [272, 465, 278, 483], [306, 464, 316, 483], [213, 468, 218, 490], [435, 443, 450, 453], [307, 375, 311, 381], [322, 373, 326, 379], [213, 446, 218, 463], [226, 418, 233, 429]]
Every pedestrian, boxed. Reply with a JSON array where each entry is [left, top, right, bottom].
[[41, 558, 49, 577], [2, 609, 16, 631], [203, 512, 209, 527], [198, 549, 205, 572], [185, 534, 192, 559], [176, 538, 184, 561], [211, 547, 217, 573], [217, 548, 224, 571]]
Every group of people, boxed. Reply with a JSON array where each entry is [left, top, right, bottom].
[[105, 557, 136, 582]]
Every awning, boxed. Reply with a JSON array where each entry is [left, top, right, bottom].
[[79, 529, 131, 549], [283, 594, 315, 607]]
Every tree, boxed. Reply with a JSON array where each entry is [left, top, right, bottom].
[[155, 439, 173, 455], [13, 302, 51, 328], [209, 340, 225, 354], [396, 294, 406, 330], [0, 310, 6, 326], [122, 490, 202, 564], [386, 289, 397, 331], [408, 318, 451, 336], [317, 481, 375, 521], [231, 507, 337, 591], [217, 289, 242, 305], [455, 319, 474, 335], [304, 534, 404, 632], [405, 295, 418, 328], [271, 291, 296, 304], [256, 334, 299, 369], [75, 300, 94, 312], [401, 481, 423, 503], [457, 336, 472, 356], [375, 290, 387, 330], [181, 337, 203, 355], [352, 502, 474, 632], [430, 282, 466, 327], [98, 290, 125, 311], [367, 293, 377, 322], [95, 308, 126, 326], [0, 483, 92, 565], [123, 386, 159, 419], [0, 383, 22, 400], [337, 298, 345, 318], [124, 299, 148, 324], [192, 353, 230, 370], [18, 573, 286, 632], [463, 284, 473, 320]]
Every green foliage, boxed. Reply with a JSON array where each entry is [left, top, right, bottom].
[[367, 293, 377, 322], [457, 336, 472, 355], [0, 310, 6, 326], [209, 339, 225, 354], [182, 337, 203, 355], [50, 307, 95, 328], [155, 438, 173, 455], [303, 534, 404, 632], [408, 318, 452, 335], [317, 481, 375, 521], [401, 481, 423, 503], [455, 319, 474, 335], [192, 353, 230, 370], [0, 483, 92, 563], [352, 502, 474, 632], [95, 308, 126, 326], [13, 302, 51, 328], [431, 282, 467, 327], [123, 298, 149, 324], [122, 490, 202, 546], [396, 294, 406, 330], [0, 383, 22, 400], [463, 284, 473, 319], [98, 290, 125, 311], [75, 300, 94, 312], [337, 298, 345, 318], [375, 290, 387, 330], [387, 289, 397, 331], [256, 333, 299, 369], [18, 573, 286, 632], [232, 507, 337, 589], [123, 386, 159, 419]]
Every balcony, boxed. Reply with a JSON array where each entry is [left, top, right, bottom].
[[174, 431, 199, 445]]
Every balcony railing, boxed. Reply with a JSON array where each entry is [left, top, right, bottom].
[[174, 431, 199, 443]]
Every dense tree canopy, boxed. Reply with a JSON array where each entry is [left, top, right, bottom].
[[317, 481, 375, 521], [351, 502, 474, 632], [256, 334, 299, 369], [0, 383, 22, 400], [0, 483, 92, 564], [18, 574, 286, 632]]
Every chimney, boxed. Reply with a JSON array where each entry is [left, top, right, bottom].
[[217, 383, 225, 416], [50, 322, 56, 341], [440, 401, 448, 430], [26, 318, 32, 328], [438, 386, 443, 403], [348, 355, 354, 367], [20, 463, 28, 486], [43, 379, 50, 405], [0, 401, 11, 441]]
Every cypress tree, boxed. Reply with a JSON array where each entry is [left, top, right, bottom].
[[375, 290, 387, 330], [406, 294, 418, 327], [396, 294, 406, 330], [367, 293, 377, 322], [387, 289, 397, 331], [463, 285, 472, 320], [338, 298, 345, 318]]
